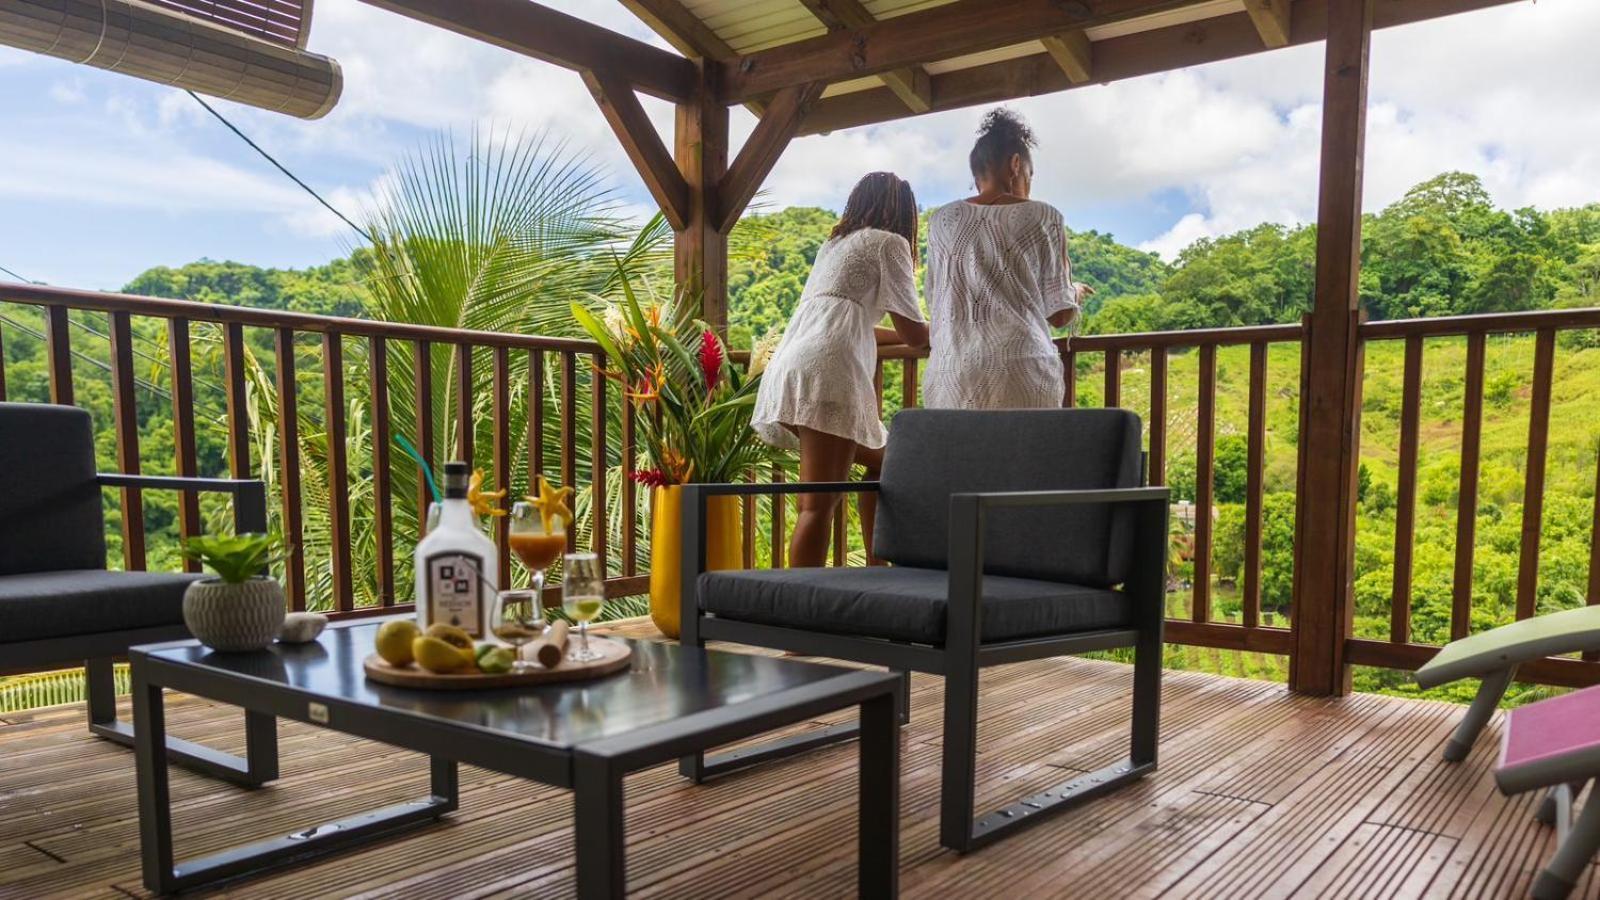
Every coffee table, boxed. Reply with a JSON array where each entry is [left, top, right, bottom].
[[130, 620, 900, 898]]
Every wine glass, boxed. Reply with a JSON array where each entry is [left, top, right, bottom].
[[491, 589, 543, 671], [562, 552, 605, 662], [507, 501, 564, 607]]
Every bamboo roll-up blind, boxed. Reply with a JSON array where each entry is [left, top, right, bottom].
[[1, 0, 341, 119]]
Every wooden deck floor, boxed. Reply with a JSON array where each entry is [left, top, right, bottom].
[[2, 623, 1595, 899]]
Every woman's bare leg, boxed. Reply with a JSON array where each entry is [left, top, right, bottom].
[[789, 427, 857, 567], [853, 443, 884, 564]]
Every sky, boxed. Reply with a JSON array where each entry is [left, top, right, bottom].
[[0, 0, 1597, 290]]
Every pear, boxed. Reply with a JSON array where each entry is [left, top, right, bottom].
[[413, 635, 475, 673], [375, 619, 421, 667]]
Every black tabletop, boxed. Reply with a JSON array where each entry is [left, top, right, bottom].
[[138, 620, 861, 750]]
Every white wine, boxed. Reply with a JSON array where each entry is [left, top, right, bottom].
[[414, 462, 500, 639], [565, 594, 604, 623]]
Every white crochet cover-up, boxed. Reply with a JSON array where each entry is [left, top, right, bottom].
[[923, 199, 1080, 410], [752, 227, 924, 450]]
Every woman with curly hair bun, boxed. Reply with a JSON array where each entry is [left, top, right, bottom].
[[752, 171, 929, 566], [923, 108, 1094, 409]]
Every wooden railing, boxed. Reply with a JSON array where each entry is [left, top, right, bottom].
[[0, 283, 646, 615], [7, 281, 1600, 690]]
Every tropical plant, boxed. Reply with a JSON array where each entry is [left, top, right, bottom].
[[180, 533, 286, 583], [574, 268, 784, 485]]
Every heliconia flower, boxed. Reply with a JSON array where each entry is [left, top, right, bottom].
[[626, 361, 666, 405], [629, 468, 669, 488], [699, 330, 724, 391], [749, 329, 782, 377]]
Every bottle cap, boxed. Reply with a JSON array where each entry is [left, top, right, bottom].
[[443, 461, 470, 498]]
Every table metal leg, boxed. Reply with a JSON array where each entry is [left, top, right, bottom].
[[133, 663, 177, 894], [859, 690, 900, 898], [574, 752, 626, 900]]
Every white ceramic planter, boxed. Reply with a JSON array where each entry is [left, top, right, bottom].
[[182, 577, 286, 652]]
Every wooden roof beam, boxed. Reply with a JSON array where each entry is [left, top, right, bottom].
[[615, 0, 770, 115], [1244, 0, 1293, 47], [1040, 29, 1093, 83], [717, 81, 827, 232], [359, 0, 697, 101], [797, 0, 1526, 135], [720, 0, 1210, 104], [582, 70, 691, 231], [798, 0, 932, 112]]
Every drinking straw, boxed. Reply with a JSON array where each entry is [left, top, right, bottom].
[[394, 433, 441, 503]]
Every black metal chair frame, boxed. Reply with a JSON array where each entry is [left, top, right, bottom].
[[2, 473, 277, 787], [678, 480, 1169, 853]]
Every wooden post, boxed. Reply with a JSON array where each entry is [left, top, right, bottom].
[[1288, 0, 1373, 697], [674, 60, 729, 330]]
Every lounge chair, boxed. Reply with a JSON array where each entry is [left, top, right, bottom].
[[1414, 605, 1600, 761], [0, 402, 275, 785], [1495, 682, 1600, 899], [678, 408, 1169, 852]]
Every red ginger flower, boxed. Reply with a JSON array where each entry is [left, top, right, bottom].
[[629, 468, 669, 488], [698, 330, 723, 391]]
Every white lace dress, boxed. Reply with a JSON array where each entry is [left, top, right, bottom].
[[752, 228, 924, 450], [923, 199, 1080, 409]]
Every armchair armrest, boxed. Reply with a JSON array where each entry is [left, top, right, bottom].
[[945, 486, 1171, 653], [98, 473, 268, 533]]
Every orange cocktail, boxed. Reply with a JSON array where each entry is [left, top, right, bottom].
[[509, 531, 566, 571]]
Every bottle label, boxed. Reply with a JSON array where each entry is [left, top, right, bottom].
[[424, 551, 485, 637]]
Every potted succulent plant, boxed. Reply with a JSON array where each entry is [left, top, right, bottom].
[[179, 533, 288, 652]]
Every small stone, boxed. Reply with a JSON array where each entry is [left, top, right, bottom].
[[278, 612, 328, 644]]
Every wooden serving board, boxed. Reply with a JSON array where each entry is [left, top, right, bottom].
[[363, 636, 631, 690]]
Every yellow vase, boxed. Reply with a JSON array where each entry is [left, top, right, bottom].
[[649, 485, 743, 639]]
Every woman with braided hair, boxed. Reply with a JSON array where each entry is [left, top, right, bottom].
[[924, 108, 1094, 409], [752, 171, 929, 566]]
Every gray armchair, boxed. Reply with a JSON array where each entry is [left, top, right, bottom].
[[0, 402, 276, 786], [679, 408, 1169, 852]]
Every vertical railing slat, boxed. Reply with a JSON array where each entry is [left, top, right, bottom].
[[589, 353, 608, 570], [622, 391, 637, 576], [1243, 341, 1267, 630], [1148, 348, 1167, 486], [561, 352, 578, 553], [412, 340, 435, 536], [46, 305, 72, 404], [1062, 349, 1076, 408], [1390, 335, 1423, 644], [323, 333, 353, 612], [743, 470, 756, 569], [902, 357, 918, 408], [529, 349, 546, 479], [1451, 331, 1487, 641], [168, 318, 201, 572], [455, 344, 473, 466], [1104, 349, 1121, 408], [770, 464, 785, 569], [108, 311, 146, 571], [0, 320, 7, 400], [371, 336, 394, 606], [1193, 343, 1217, 624], [1515, 329, 1556, 621], [493, 346, 511, 589], [274, 328, 305, 610], [833, 504, 847, 567], [222, 321, 250, 479]]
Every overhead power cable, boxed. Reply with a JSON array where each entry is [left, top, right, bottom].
[[186, 90, 366, 238]]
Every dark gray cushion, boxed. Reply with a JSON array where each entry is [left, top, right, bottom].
[[872, 408, 1143, 588], [699, 566, 1132, 645], [0, 570, 202, 643], [0, 403, 106, 576]]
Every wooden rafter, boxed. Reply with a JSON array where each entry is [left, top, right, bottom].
[[617, 0, 735, 60], [582, 69, 691, 231], [358, 0, 696, 101], [720, 0, 1208, 104], [717, 81, 827, 232], [1244, 0, 1293, 47], [1040, 29, 1093, 83], [796, 0, 1525, 135], [797, 0, 932, 113]]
